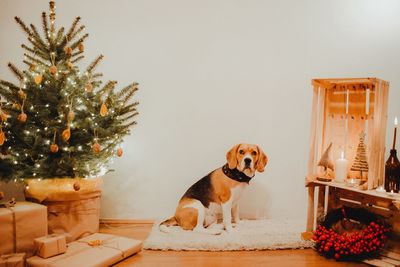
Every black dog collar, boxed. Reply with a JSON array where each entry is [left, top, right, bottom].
[[222, 164, 253, 184]]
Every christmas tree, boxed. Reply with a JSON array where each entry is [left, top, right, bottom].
[[351, 131, 369, 180], [0, 1, 138, 180]]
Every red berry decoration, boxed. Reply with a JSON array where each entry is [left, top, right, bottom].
[[313, 207, 390, 261]]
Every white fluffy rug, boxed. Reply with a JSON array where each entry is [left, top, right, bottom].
[[143, 219, 313, 251]]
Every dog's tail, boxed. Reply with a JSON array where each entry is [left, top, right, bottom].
[[159, 216, 178, 233]]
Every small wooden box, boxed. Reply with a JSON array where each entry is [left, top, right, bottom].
[[307, 78, 389, 190]]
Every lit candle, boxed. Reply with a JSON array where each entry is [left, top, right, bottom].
[[376, 185, 386, 194], [393, 117, 398, 150], [335, 151, 348, 182]]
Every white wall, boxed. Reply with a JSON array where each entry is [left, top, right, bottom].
[[1, 0, 400, 221]]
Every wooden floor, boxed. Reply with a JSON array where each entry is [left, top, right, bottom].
[[99, 222, 367, 267]]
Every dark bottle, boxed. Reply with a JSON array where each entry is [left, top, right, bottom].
[[384, 149, 400, 192]]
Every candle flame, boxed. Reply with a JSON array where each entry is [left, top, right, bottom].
[[395, 117, 398, 126], [340, 151, 345, 159]]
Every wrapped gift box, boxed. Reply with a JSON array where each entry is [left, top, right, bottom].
[[0, 253, 25, 267], [34, 234, 67, 259], [0, 202, 48, 256], [27, 233, 142, 267]]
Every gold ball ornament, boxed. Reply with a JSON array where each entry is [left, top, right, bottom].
[[18, 90, 26, 100], [85, 83, 93, 93], [34, 75, 43, 85], [68, 110, 75, 121], [78, 43, 84, 52], [92, 142, 101, 154], [49, 65, 57, 75], [64, 46, 73, 56], [62, 128, 71, 142], [73, 181, 81, 191], [0, 111, 10, 122], [100, 102, 108, 117], [50, 143, 59, 153], [66, 61, 74, 69], [29, 64, 36, 71], [117, 148, 123, 157], [18, 112, 27, 123], [0, 130, 5, 146], [12, 102, 21, 110]]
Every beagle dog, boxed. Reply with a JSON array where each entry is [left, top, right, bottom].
[[160, 144, 268, 234]]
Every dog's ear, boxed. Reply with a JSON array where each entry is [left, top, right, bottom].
[[256, 146, 268, 172], [226, 144, 240, 169]]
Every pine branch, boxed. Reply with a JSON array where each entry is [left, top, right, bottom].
[[14, 16, 32, 37], [70, 33, 89, 50], [21, 45, 49, 61], [119, 112, 139, 123], [29, 24, 48, 51], [97, 80, 117, 97], [0, 80, 20, 92], [92, 73, 103, 79], [70, 55, 84, 64], [122, 89, 138, 106], [71, 51, 83, 58], [24, 53, 48, 67], [55, 27, 65, 44], [27, 36, 48, 55], [69, 25, 85, 41], [41, 12, 51, 44], [119, 102, 139, 115], [66, 17, 81, 41], [86, 54, 104, 73], [7, 63, 24, 81], [116, 83, 138, 99]]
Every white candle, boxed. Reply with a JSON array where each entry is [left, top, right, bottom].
[[335, 151, 348, 182]]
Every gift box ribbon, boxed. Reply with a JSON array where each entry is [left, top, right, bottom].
[[36, 234, 65, 257], [48, 236, 128, 265]]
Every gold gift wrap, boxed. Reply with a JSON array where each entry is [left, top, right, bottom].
[[25, 178, 103, 242], [27, 233, 143, 267], [0, 202, 48, 257], [34, 234, 67, 259], [0, 253, 25, 267]]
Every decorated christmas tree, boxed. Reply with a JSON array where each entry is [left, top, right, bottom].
[[0, 1, 138, 180], [351, 131, 369, 180]]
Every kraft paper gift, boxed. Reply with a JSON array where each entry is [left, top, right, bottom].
[[0, 202, 48, 257], [27, 233, 143, 267], [34, 234, 67, 259], [0, 253, 25, 267], [25, 178, 102, 242]]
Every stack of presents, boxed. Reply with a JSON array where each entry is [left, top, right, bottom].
[[0, 179, 142, 267]]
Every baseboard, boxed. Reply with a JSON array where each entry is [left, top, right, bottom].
[[100, 218, 155, 225]]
